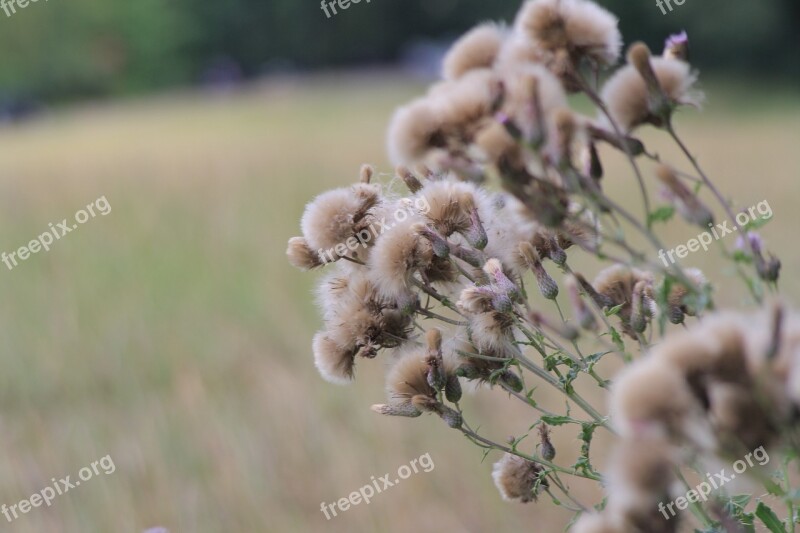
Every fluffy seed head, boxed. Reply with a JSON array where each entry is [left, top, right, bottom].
[[515, 0, 622, 66], [369, 218, 432, 302], [601, 58, 703, 132], [442, 22, 507, 80], [610, 359, 705, 444], [286, 236, 324, 270], [387, 97, 445, 166], [492, 453, 547, 503], [300, 184, 382, 254], [312, 331, 356, 385]]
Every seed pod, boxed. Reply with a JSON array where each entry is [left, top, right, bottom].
[[445, 374, 463, 403], [538, 424, 556, 461]]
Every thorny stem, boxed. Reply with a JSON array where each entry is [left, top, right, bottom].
[[667, 123, 764, 304], [416, 306, 468, 326], [673, 468, 715, 529], [543, 484, 586, 513], [514, 349, 609, 427], [577, 73, 653, 225], [459, 423, 602, 482], [459, 344, 610, 429], [409, 277, 466, 317], [549, 472, 589, 512]]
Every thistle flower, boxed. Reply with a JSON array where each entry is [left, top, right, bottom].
[[368, 218, 432, 308], [519, 242, 559, 300], [483, 258, 520, 302], [442, 22, 507, 81], [388, 70, 502, 169], [592, 265, 654, 337], [458, 284, 503, 314], [538, 423, 556, 461], [468, 309, 518, 355], [498, 63, 568, 146], [417, 179, 489, 248], [665, 267, 708, 323], [663, 31, 689, 61], [492, 453, 548, 503], [600, 50, 702, 132], [603, 438, 679, 533], [387, 97, 446, 166], [456, 312, 523, 391], [475, 121, 522, 167], [396, 165, 423, 193], [513, 0, 622, 89], [628, 280, 649, 334], [312, 265, 413, 384], [312, 331, 358, 385], [581, 141, 603, 181], [359, 164, 374, 184], [371, 340, 462, 426], [286, 236, 324, 271], [610, 359, 712, 447], [656, 165, 714, 227], [430, 69, 503, 129], [300, 183, 382, 260]]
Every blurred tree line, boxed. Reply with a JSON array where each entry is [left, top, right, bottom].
[[0, 0, 797, 101]]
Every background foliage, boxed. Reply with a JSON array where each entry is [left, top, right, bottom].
[[0, 0, 797, 101]]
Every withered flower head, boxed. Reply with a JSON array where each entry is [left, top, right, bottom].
[[492, 453, 548, 503], [442, 22, 507, 80], [600, 53, 703, 132]]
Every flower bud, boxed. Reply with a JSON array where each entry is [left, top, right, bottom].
[[538, 424, 556, 461], [445, 374, 463, 403], [520, 242, 559, 300], [581, 142, 603, 181], [464, 205, 489, 250], [656, 165, 714, 227], [627, 42, 669, 124], [426, 329, 446, 390], [500, 370, 524, 393], [438, 404, 463, 429], [663, 31, 689, 61], [286, 236, 324, 270], [397, 165, 423, 193], [419, 225, 451, 258], [629, 280, 649, 334], [756, 254, 781, 282], [360, 164, 374, 184], [565, 275, 597, 331], [484, 258, 520, 300]]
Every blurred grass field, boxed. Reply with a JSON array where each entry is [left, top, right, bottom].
[[0, 73, 797, 532]]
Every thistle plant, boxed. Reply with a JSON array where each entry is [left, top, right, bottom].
[[286, 1, 794, 531]]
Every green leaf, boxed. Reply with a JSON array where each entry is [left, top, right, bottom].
[[604, 303, 624, 317], [648, 205, 676, 225], [755, 501, 787, 533], [609, 327, 625, 352], [731, 250, 754, 264], [539, 415, 571, 426]]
